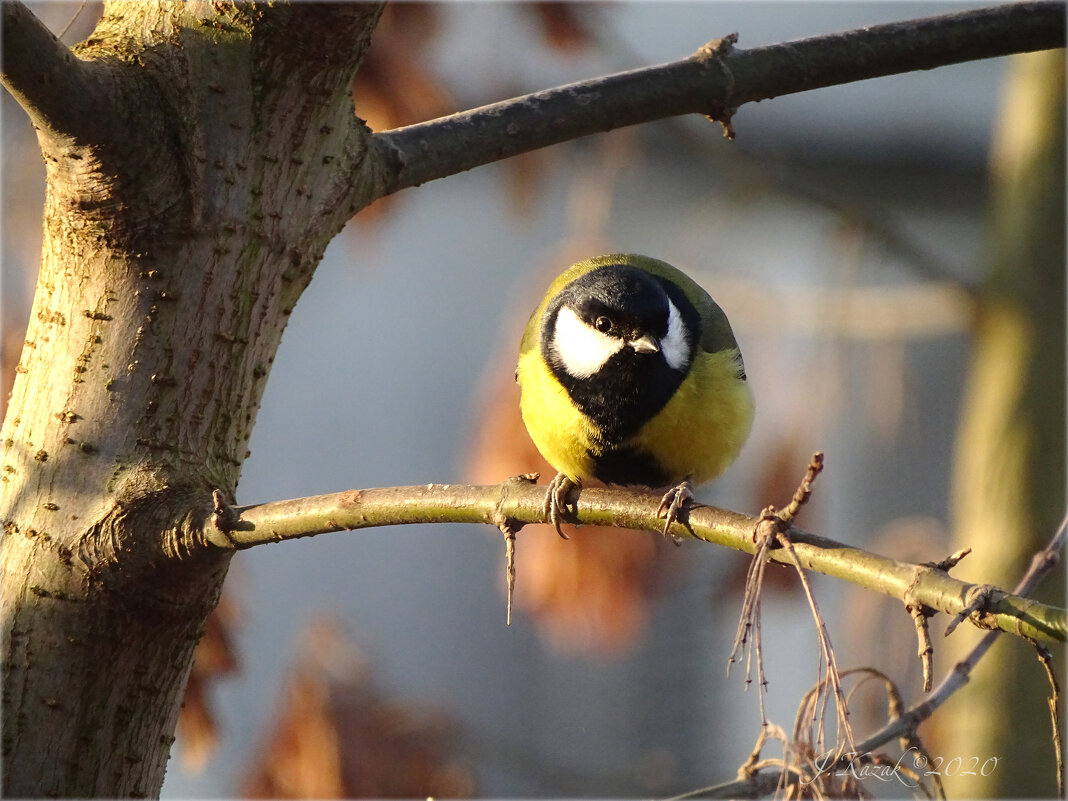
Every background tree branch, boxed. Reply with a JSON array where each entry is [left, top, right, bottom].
[[213, 481, 1066, 645], [371, 2, 1066, 196]]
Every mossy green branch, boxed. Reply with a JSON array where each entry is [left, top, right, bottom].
[[212, 480, 1065, 645]]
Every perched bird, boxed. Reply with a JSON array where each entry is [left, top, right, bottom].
[[516, 253, 754, 537]]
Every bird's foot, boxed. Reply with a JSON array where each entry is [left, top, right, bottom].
[[544, 472, 580, 539], [656, 479, 695, 541]]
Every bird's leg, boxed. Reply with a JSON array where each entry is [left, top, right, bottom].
[[656, 478, 695, 540], [544, 472, 580, 539]]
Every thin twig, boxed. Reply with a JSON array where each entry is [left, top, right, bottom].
[[780, 528, 856, 756], [908, 604, 935, 693], [56, 0, 88, 41], [733, 723, 800, 799], [727, 519, 773, 704], [732, 453, 857, 763], [848, 667, 945, 799], [772, 454, 856, 757], [1033, 641, 1064, 797], [781, 452, 824, 523], [729, 451, 824, 680]]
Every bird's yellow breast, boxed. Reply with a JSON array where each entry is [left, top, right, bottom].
[[630, 347, 754, 485], [518, 344, 753, 487], [517, 347, 598, 481]]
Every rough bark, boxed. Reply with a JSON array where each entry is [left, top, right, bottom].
[[1, 3, 384, 795]]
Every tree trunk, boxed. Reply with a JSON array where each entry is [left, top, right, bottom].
[[0, 4, 383, 796], [941, 47, 1066, 798]]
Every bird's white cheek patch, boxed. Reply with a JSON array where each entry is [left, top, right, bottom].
[[550, 306, 623, 379], [661, 299, 691, 371]]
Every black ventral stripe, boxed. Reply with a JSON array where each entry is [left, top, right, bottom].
[[589, 444, 670, 488]]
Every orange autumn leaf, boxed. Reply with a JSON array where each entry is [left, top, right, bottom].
[[241, 620, 475, 799]]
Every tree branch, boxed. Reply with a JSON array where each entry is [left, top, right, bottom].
[[211, 481, 1066, 644], [745, 514, 1068, 794], [0, 0, 107, 143], [370, 2, 1066, 196], [628, 516, 1066, 798]]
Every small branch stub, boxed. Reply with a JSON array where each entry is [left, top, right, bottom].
[[903, 547, 971, 691], [211, 489, 238, 532], [933, 547, 972, 572], [1033, 641, 1064, 797], [694, 32, 739, 139], [945, 582, 1004, 636], [493, 474, 537, 625], [206, 488, 242, 550], [781, 451, 824, 524], [908, 603, 935, 693], [501, 525, 517, 626]]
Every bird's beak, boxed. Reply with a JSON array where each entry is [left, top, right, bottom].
[[629, 333, 660, 354]]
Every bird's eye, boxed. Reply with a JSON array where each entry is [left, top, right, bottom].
[[594, 316, 612, 333]]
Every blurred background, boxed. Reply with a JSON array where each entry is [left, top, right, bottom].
[[2, 2, 1063, 798]]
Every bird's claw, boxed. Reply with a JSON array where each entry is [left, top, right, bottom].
[[657, 479, 694, 542], [544, 472, 579, 539]]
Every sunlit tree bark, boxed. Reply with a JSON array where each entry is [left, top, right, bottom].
[[0, 4, 385, 795]]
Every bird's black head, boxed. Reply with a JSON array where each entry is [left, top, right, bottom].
[[541, 263, 699, 445]]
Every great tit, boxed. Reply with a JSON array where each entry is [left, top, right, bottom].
[[516, 253, 754, 537]]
